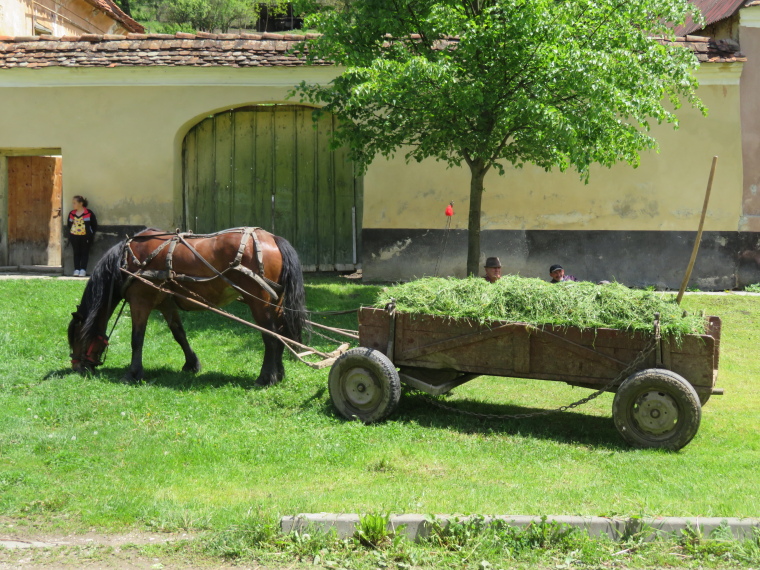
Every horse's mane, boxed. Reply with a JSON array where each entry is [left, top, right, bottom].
[[71, 228, 161, 343]]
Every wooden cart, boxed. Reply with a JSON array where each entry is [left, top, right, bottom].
[[328, 307, 723, 450]]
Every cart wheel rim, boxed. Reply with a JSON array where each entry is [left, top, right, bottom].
[[631, 390, 679, 435], [341, 367, 381, 409]]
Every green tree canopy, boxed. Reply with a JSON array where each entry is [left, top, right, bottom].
[[295, 0, 705, 275]]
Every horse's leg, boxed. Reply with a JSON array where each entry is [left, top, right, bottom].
[[124, 302, 151, 382], [247, 301, 286, 387], [256, 333, 286, 386], [158, 300, 201, 373]]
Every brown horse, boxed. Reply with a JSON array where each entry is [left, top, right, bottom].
[[67, 227, 305, 385]]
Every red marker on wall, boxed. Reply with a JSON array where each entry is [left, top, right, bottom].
[[445, 201, 454, 217]]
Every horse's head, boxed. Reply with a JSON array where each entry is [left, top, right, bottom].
[[68, 307, 108, 374]]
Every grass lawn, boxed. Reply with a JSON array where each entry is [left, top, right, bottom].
[[0, 277, 758, 536]]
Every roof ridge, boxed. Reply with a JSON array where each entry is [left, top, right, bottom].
[[0, 32, 319, 43]]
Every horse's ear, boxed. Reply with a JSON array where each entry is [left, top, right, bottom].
[[71, 311, 82, 321]]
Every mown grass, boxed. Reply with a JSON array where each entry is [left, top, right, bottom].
[[0, 277, 758, 565], [376, 276, 706, 337]]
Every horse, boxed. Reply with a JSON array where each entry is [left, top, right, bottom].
[[67, 227, 305, 385]]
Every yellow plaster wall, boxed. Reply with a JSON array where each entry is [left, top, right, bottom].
[[0, 67, 337, 230], [363, 70, 744, 233], [0, 64, 744, 234]]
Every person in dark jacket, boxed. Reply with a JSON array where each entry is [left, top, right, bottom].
[[67, 195, 97, 277]]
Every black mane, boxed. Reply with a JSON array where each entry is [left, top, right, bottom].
[[69, 228, 161, 345]]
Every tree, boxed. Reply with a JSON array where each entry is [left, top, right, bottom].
[[294, 0, 705, 276], [167, 0, 258, 32]]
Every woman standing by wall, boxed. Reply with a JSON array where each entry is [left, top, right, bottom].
[[67, 196, 97, 277]]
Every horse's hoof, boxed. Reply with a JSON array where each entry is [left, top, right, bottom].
[[182, 360, 202, 373], [122, 371, 144, 383], [254, 376, 280, 387]]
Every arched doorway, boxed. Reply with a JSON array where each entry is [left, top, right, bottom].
[[182, 105, 362, 271]]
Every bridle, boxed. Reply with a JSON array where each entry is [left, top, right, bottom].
[[70, 300, 126, 368], [70, 332, 110, 368]]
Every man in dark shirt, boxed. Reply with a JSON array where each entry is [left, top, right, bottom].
[[549, 264, 578, 283]]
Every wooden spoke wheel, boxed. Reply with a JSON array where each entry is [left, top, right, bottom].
[[328, 348, 401, 423], [613, 369, 701, 451]]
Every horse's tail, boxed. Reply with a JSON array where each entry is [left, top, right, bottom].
[[274, 235, 306, 343]]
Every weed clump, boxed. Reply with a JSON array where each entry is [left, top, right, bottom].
[[376, 276, 706, 337]]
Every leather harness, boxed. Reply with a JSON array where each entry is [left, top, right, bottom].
[[121, 227, 283, 301]]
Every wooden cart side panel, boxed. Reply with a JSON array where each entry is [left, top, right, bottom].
[[358, 307, 391, 355], [358, 309, 719, 391], [664, 334, 716, 388]]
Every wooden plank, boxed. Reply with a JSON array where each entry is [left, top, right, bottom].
[[0, 156, 8, 266], [273, 106, 296, 243], [397, 320, 524, 361], [214, 112, 235, 230], [232, 110, 256, 228], [183, 129, 198, 232], [254, 107, 274, 232], [294, 106, 318, 269], [512, 328, 531, 374], [333, 118, 354, 267], [47, 157, 62, 266], [316, 110, 335, 270], [194, 117, 216, 233]]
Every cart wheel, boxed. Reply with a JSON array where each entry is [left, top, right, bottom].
[[328, 348, 401, 423], [613, 369, 701, 451]]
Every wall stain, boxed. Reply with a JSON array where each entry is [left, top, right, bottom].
[[372, 238, 412, 261], [613, 196, 660, 219]]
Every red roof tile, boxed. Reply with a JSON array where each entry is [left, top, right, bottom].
[[0, 33, 745, 70], [0, 34, 324, 68], [674, 0, 746, 36]]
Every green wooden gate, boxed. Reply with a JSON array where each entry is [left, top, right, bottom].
[[183, 105, 362, 271]]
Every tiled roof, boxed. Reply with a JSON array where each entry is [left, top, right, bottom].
[[83, 0, 144, 34], [674, 0, 746, 36], [0, 32, 745, 70], [0, 33, 325, 68], [661, 35, 745, 63]]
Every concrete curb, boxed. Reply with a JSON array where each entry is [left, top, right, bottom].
[[281, 514, 760, 542]]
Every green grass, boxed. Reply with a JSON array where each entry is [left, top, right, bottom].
[[376, 276, 706, 337], [0, 277, 758, 561]]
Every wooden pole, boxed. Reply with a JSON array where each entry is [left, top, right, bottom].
[[676, 156, 718, 305]]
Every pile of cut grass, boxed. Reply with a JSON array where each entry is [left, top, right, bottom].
[[375, 276, 706, 337]]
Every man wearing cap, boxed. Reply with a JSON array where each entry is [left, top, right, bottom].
[[484, 257, 502, 283], [549, 264, 578, 283]]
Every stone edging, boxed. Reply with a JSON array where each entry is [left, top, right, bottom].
[[281, 514, 760, 542]]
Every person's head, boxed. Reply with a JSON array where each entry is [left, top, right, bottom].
[[72, 195, 88, 210], [484, 257, 502, 283], [549, 264, 564, 281]]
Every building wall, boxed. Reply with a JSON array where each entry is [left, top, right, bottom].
[[0, 66, 337, 271], [361, 64, 759, 287], [0, 0, 131, 37], [0, 63, 756, 286]]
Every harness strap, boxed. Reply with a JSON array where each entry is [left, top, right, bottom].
[[176, 233, 280, 302], [231, 228, 253, 269], [250, 228, 265, 274], [166, 236, 179, 274]]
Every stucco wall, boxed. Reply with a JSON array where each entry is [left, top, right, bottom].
[[741, 6, 760, 233], [0, 0, 130, 37], [0, 62, 754, 286], [362, 71, 743, 234]]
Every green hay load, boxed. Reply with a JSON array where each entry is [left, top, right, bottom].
[[375, 276, 705, 337]]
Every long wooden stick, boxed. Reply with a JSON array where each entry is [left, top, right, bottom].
[[676, 156, 718, 305]]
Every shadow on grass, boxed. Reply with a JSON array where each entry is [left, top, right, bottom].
[[90, 366, 264, 391], [395, 393, 631, 450]]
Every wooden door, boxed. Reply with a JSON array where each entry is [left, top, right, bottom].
[[7, 156, 62, 267], [183, 105, 361, 271]]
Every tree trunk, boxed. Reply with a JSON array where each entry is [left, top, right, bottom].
[[466, 162, 487, 276]]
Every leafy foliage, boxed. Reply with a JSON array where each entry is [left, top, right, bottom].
[[375, 276, 706, 336], [295, 0, 705, 274]]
